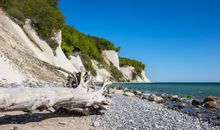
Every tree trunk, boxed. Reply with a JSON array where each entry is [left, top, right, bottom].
[[0, 70, 111, 115]]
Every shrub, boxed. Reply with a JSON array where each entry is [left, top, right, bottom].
[[61, 25, 122, 76], [110, 65, 124, 81], [47, 39, 59, 55], [119, 57, 145, 78], [47, 0, 59, 7], [119, 57, 145, 72], [89, 36, 120, 52], [61, 42, 73, 58], [6, 7, 25, 22], [0, 0, 65, 51], [81, 54, 97, 76]]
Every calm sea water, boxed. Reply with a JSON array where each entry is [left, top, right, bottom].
[[112, 83, 220, 99]]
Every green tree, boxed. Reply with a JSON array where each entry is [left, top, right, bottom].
[[47, 0, 59, 7], [0, 0, 65, 50], [89, 36, 120, 52]]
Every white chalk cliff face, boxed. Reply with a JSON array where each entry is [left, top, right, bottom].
[[0, 9, 75, 82], [23, 20, 78, 73], [120, 66, 135, 81], [0, 11, 52, 64], [23, 19, 55, 65], [92, 60, 111, 82], [136, 70, 151, 82], [0, 52, 26, 83], [120, 66, 150, 82], [140, 70, 151, 82], [69, 53, 85, 72], [0, 8, 150, 83], [53, 31, 78, 73], [102, 50, 120, 69], [0, 10, 34, 83], [102, 50, 150, 82]]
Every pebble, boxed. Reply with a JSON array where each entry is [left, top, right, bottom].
[[92, 121, 100, 127], [58, 121, 68, 125], [10, 126, 18, 130], [92, 94, 220, 130]]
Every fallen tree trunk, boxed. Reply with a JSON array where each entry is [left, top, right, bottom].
[[0, 82, 110, 114], [55, 66, 80, 87], [0, 69, 111, 115]]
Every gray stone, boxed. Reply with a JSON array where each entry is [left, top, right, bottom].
[[192, 99, 201, 107], [203, 96, 220, 104], [93, 121, 100, 127], [203, 101, 219, 109], [123, 91, 135, 97], [58, 121, 68, 125], [133, 90, 142, 96], [91, 94, 220, 130], [10, 126, 18, 130], [172, 97, 183, 102], [142, 95, 149, 100], [148, 94, 164, 103]]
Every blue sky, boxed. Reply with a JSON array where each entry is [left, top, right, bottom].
[[59, 0, 220, 82]]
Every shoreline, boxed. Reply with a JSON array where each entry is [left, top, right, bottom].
[[92, 92, 220, 130], [91, 86, 220, 130], [0, 82, 219, 130]]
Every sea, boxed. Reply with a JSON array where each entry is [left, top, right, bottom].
[[112, 83, 220, 99]]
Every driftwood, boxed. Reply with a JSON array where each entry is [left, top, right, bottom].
[[55, 66, 80, 88], [0, 68, 111, 115]]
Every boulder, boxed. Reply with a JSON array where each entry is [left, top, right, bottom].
[[133, 90, 142, 96], [192, 99, 201, 107], [203, 96, 220, 104], [217, 113, 220, 120], [172, 95, 179, 98], [203, 96, 220, 109], [142, 95, 149, 100], [148, 94, 164, 103], [114, 90, 124, 95], [172, 97, 183, 102], [161, 94, 171, 101], [176, 103, 187, 110], [123, 91, 135, 97], [203, 101, 219, 109]]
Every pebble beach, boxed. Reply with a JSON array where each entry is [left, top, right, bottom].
[[92, 93, 220, 130], [1, 82, 220, 130]]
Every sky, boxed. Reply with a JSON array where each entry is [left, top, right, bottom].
[[58, 0, 220, 82]]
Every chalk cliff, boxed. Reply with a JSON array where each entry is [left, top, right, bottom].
[[0, 8, 150, 83]]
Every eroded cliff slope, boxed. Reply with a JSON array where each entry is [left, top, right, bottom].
[[0, 8, 150, 83]]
